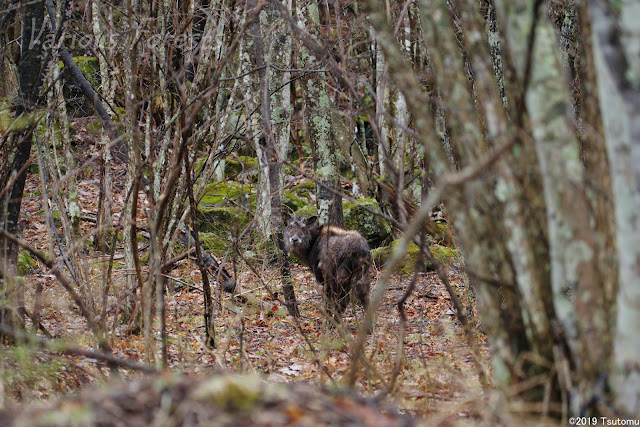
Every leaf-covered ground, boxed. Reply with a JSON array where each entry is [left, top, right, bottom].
[[7, 124, 490, 423]]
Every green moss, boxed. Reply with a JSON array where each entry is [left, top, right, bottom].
[[36, 117, 63, 141], [60, 56, 101, 89], [291, 180, 315, 199], [371, 240, 458, 275], [197, 206, 250, 234], [195, 181, 254, 255], [224, 156, 259, 180], [342, 198, 392, 248], [194, 156, 207, 175], [110, 106, 125, 122], [198, 232, 230, 256], [17, 250, 36, 276], [371, 240, 420, 275], [193, 375, 266, 412], [138, 251, 150, 265], [1, 98, 44, 132], [430, 244, 458, 265], [283, 190, 308, 212], [87, 117, 103, 135], [199, 181, 255, 208], [93, 259, 124, 270], [293, 205, 317, 217], [51, 207, 62, 227]]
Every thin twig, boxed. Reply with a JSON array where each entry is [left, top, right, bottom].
[[347, 134, 516, 385], [0, 230, 99, 335]]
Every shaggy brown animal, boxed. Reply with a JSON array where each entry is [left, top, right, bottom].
[[284, 215, 371, 322]]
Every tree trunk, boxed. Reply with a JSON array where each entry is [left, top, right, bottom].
[[298, 0, 342, 226], [93, 0, 115, 252], [501, 1, 607, 410], [589, 0, 640, 415], [250, 0, 299, 317], [0, 0, 46, 339]]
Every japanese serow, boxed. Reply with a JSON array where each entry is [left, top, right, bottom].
[[284, 215, 371, 322]]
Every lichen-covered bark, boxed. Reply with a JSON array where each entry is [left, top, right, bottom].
[[244, 10, 273, 237], [589, 0, 640, 415], [92, 0, 114, 252], [250, 0, 299, 317], [375, 46, 391, 178], [298, 0, 341, 225], [461, 0, 555, 367], [418, 0, 527, 387], [574, 0, 617, 367], [120, 0, 151, 360], [267, 6, 293, 167], [496, 0, 609, 411]]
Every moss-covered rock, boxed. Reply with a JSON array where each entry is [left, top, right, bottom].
[[199, 181, 255, 208], [371, 240, 458, 275], [198, 232, 232, 256], [195, 181, 255, 255], [342, 198, 392, 248], [197, 206, 250, 234], [291, 180, 315, 200], [429, 243, 458, 265], [224, 156, 259, 181], [17, 250, 36, 276], [283, 190, 308, 212], [293, 205, 317, 217], [371, 240, 420, 275]]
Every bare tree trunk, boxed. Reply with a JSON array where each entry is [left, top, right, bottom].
[[93, 0, 115, 252], [121, 0, 146, 351], [297, 0, 342, 226], [589, 0, 640, 415], [250, 0, 299, 317], [499, 0, 608, 411], [0, 0, 46, 339], [375, 39, 390, 179]]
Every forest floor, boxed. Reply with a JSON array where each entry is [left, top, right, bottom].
[[5, 120, 491, 424]]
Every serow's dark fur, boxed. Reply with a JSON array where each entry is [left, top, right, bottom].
[[284, 214, 371, 322]]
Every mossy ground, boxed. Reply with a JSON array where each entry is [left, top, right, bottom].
[[372, 240, 459, 275]]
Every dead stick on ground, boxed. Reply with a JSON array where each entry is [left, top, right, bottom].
[[0, 325, 157, 373]]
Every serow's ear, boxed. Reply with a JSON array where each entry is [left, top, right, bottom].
[[305, 215, 318, 227]]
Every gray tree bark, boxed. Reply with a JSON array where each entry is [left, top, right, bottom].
[[298, 0, 342, 226], [590, 0, 640, 415]]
